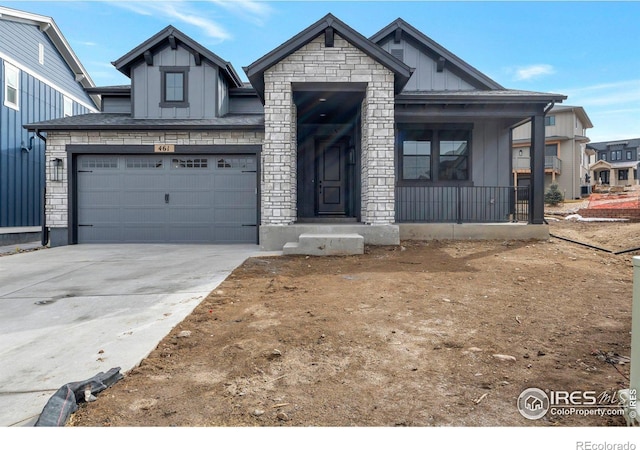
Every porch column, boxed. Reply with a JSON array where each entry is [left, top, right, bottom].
[[262, 74, 296, 225], [529, 112, 545, 224], [361, 76, 395, 225]]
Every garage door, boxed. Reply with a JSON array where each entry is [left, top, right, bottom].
[[76, 154, 257, 243]]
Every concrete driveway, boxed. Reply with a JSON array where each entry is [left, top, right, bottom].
[[0, 243, 271, 426]]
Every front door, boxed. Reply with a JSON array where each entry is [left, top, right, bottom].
[[316, 139, 348, 215]]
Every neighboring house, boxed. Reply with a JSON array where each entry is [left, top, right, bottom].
[[587, 138, 640, 186], [26, 14, 566, 249], [0, 6, 99, 228], [512, 105, 593, 200]]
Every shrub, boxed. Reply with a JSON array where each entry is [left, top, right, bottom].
[[544, 183, 564, 205]]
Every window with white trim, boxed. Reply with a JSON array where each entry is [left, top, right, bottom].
[[38, 43, 45, 65], [3, 62, 19, 110], [63, 96, 73, 117]]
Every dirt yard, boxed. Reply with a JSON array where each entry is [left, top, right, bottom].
[[68, 219, 640, 427]]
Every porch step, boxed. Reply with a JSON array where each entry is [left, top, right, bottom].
[[283, 233, 364, 256]]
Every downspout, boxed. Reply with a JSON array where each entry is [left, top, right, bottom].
[[34, 129, 48, 247]]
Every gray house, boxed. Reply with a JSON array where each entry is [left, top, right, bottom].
[[26, 14, 566, 250], [587, 138, 640, 186], [0, 6, 98, 229]]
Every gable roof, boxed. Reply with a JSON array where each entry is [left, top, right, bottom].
[[587, 138, 640, 151], [370, 18, 504, 91], [549, 105, 594, 129], [244, 13, 414, 103], [0, 5, 99, 108], [112, 25, 243, 88]]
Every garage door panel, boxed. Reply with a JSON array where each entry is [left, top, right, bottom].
[[76, 154, 257, 244], [120, 225, 167, 243], [122, 174, 167, 190], [214, 225, 256, 243], [121, 206, 167, 222]]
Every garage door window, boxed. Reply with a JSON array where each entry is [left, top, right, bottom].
[[172, 158, 208, 169], [126, 158, 163, 169], [81, 158, 118, 169], [217, 157, 256, 169]]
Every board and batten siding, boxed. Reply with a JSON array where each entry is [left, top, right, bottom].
[[379, 38, 476, 92], [132, 44, 219, 119], [102, 97, 132, 114], [0, 63, 93, 227], [396, 120, 514, 222], [0, 19, 93, 106]]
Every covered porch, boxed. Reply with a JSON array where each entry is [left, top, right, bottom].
[[590, 160, 640, 187]]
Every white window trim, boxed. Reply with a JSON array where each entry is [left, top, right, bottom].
[[38, 43, 45, 65], [63, 95, 73, 117], [3, 61, 19, 111], [0, 51, 98, 112]]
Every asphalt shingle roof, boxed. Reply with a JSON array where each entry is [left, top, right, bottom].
[[24, 113, 264, 131]]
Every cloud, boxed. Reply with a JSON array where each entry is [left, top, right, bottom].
[[207, 0, 272, 24], [104, 0, 272, 39], [105, 1, 231, 41], [513, 64, 555, 81], [562, 80, 640, 107]]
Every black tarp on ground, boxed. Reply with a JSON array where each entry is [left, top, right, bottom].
[[34, 367, 123, 426]]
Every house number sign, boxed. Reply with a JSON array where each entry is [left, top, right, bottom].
[[154, 144, 175, 153]]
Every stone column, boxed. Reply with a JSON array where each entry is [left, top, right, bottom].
[[361, 75, 395, 225], [262, 73, 296, 225]]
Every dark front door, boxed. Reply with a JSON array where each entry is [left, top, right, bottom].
[[316, 139, 348, 215]]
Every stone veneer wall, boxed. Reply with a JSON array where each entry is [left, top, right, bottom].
[[262, 34, 396, 225], [44, 130, 264, 229]]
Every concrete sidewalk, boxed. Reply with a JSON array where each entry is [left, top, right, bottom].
[[0, 244, 277, 426]]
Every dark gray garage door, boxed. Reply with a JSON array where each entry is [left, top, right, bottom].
[[76, 154, 257, 243]]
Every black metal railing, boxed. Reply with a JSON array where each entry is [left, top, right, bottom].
[[396, 186, 530, 224]]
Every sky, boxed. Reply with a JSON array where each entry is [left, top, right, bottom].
[[5, 1, 639, 143]]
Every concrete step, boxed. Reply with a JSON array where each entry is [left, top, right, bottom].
[[283, 233, 364, 256]]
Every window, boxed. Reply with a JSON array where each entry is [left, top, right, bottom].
[[63, 96, 73, 117], [619, 170, 628, 181], [545, 144, 558, 157], [126, 158, 163, 169], [217, 157, 255, 169], [38, 43, 45, 65], [81, 158, 118, 169], [438, 131, 469, 181], [403, 139, 432, 180], [599, 152, 607, 161], [626, 150, 633, 160], [399, 126, 470, 182], [3, 62, 19, 110], [172, 158, 208, 169], [610, 150, 622, 161], [160, 67, 189, 108], [545, 115, 555, 126]]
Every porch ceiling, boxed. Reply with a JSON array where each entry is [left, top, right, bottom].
[[294, 88, 364, 124]]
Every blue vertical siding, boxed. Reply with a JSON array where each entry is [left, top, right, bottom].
[[0, 17, 95, 227], [0, 63, 92, 227]]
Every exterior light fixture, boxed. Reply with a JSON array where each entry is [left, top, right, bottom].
[[51, 158, 63, 181], [518, 149, 523, 157]]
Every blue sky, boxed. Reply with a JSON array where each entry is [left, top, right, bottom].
[[7, 0, 640, 143]]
